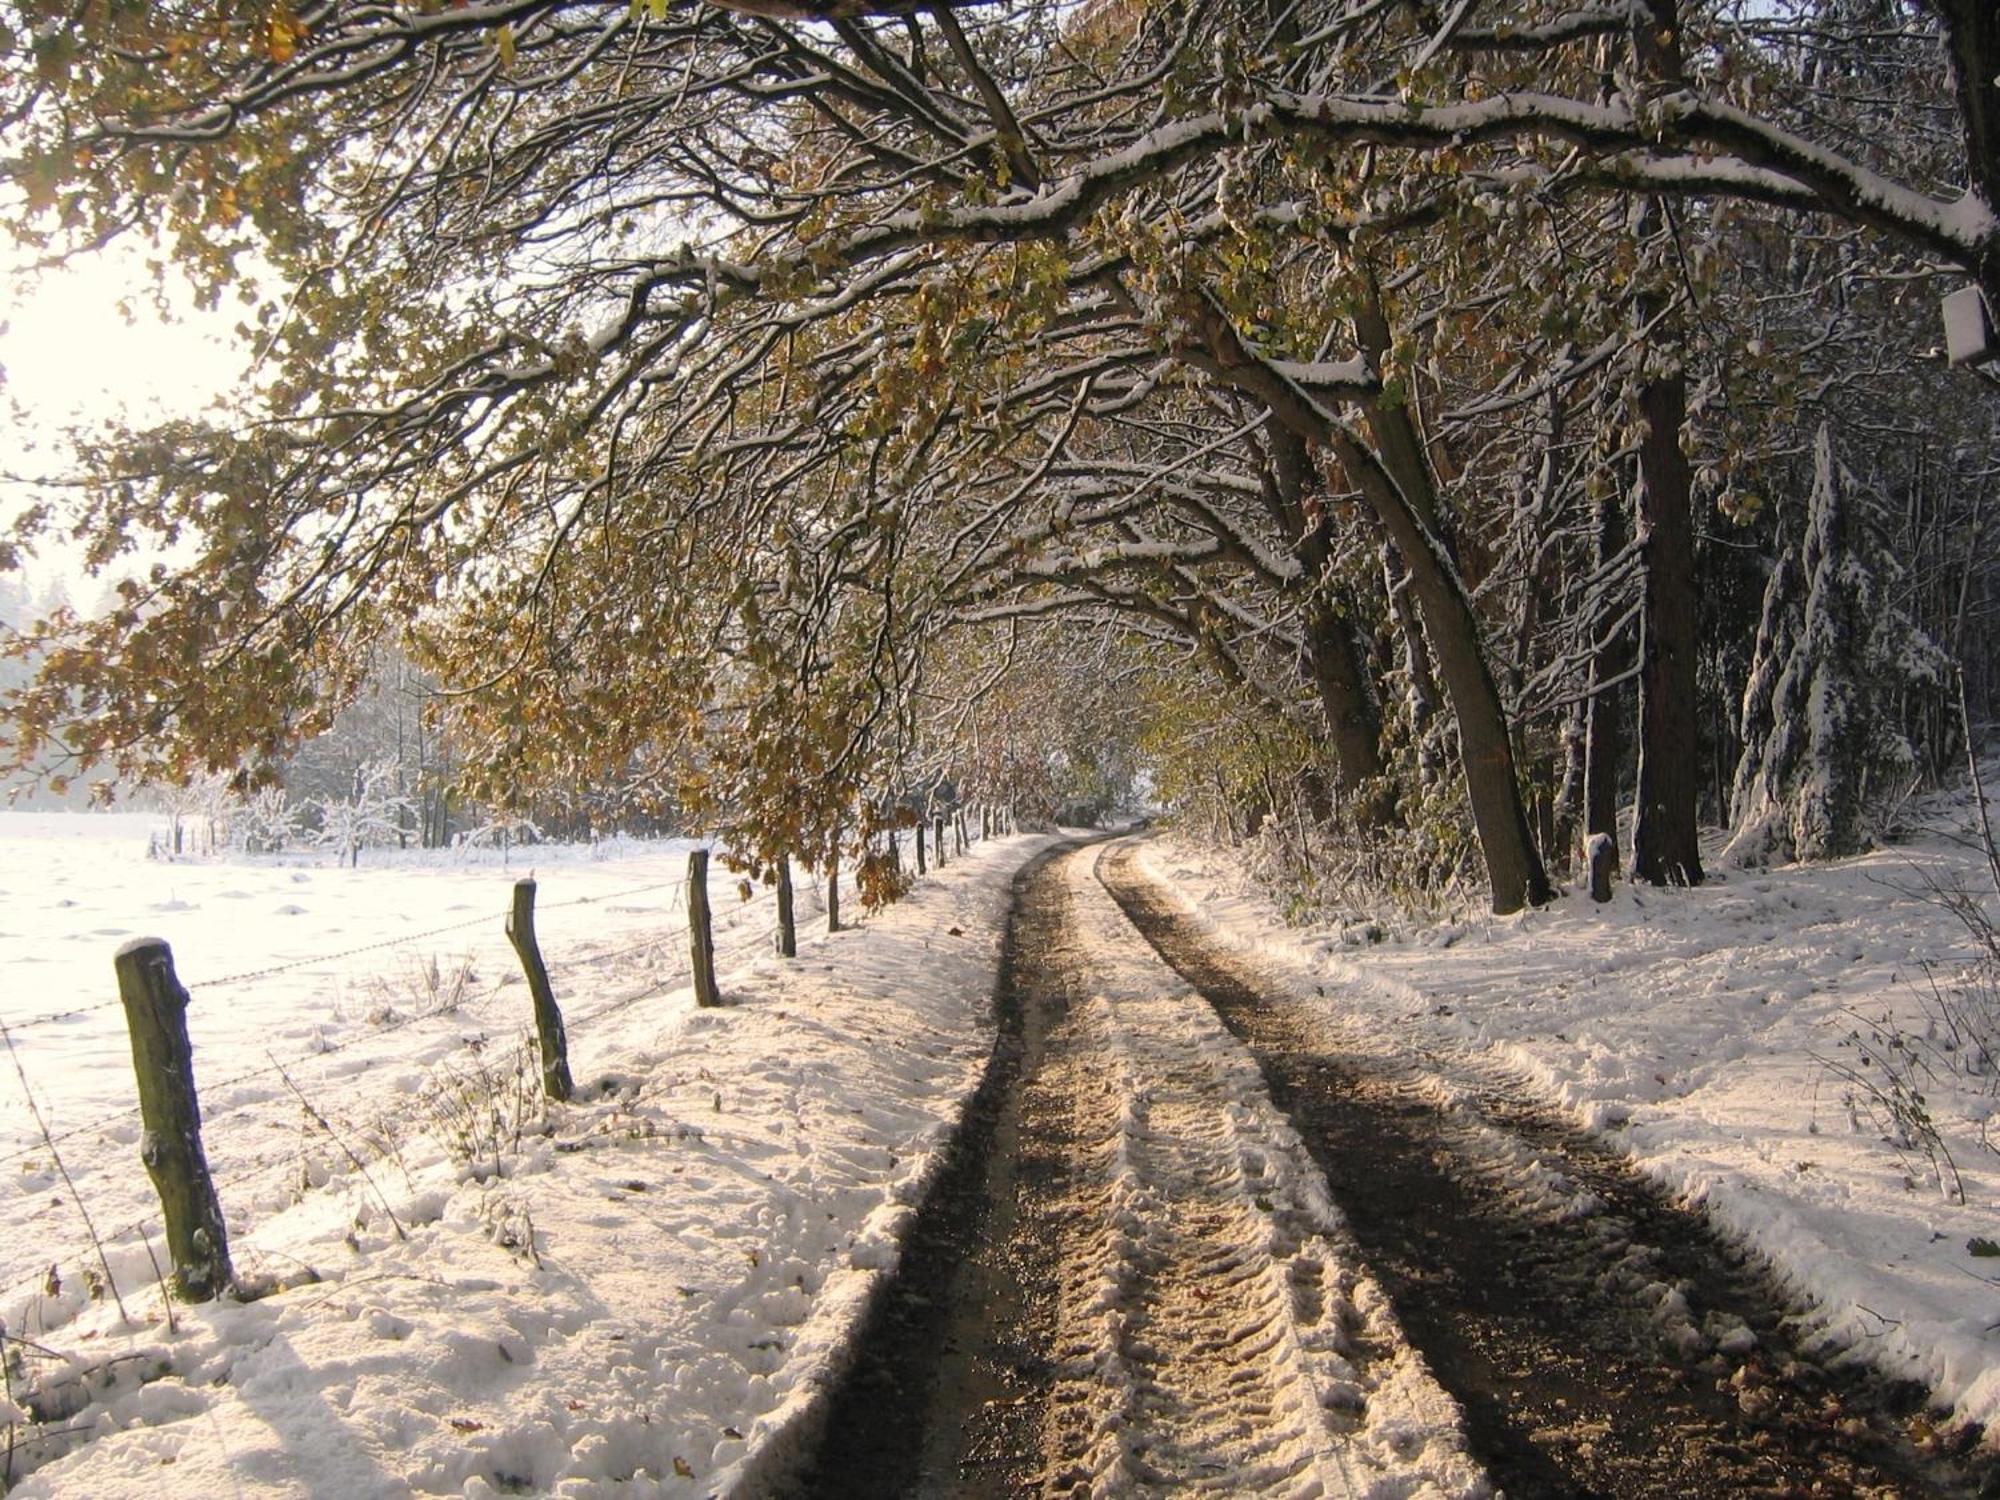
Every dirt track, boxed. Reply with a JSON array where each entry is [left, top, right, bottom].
[[795, 838, 1996, 1498]]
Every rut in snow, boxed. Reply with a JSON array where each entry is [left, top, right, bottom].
[[795, 839, 1477, 1498], [1096, 837, 1998, 1500]]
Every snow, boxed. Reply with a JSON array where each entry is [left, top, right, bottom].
[[1133, 818, 2000, 1442], [1044, 850, 1485, 1497], [2, 813, 1036, 1496], [7, 800, 1998, 1494], [1, 815, 731, 1304]]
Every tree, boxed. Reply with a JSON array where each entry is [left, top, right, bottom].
[[1726, 426, 1951, 864], [236, 782, 302, 854], [313, 758, 414, 868], [1, 0, 1995, 912]]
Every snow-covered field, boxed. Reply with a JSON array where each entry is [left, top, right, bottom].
[[1137, 820, 2000, 1442], [2, 811, 1031, 1496], [1, 815, 764, 1308]]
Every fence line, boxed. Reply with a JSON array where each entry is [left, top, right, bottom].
[[3, 878, 696, 1036], [183, 907, 513, 993], [0, 899, 711, 1173], [0, 995, 129, 1036], [1, 811, 1011, 1313], [0, 824, 983, 1170]]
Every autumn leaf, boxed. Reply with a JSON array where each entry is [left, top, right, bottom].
[[266, 9, 302, 63]]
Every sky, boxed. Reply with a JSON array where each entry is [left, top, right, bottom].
[[1, 244, 242, 433], [1, 244, 246, 590]]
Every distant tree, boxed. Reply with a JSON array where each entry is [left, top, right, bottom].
[[287, 646, 456, 847], [236, 783, 301, 854], [460, 809, 543, 866], [312, 759, 413, 868], [151, 770, 234, 857]]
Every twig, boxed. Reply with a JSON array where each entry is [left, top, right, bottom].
[[137, 1230, 177, 1337], [0, 1330, 76, 1364], [2, 1314, 17, 1489], [0, 1023, 130, 1325], [268, 1054, 407, 1242], [1960, 666, 2000, 906]]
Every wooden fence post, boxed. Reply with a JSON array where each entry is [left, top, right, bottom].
[[1587, 832, 1617, 904], [506, 879, 573, 1103], [688, 849, 721, 1007], [113, 938, 232, 1301], [981, 806, 992, 840], [915, 822, 926, 874], [826, 853, 841, 932], [956, 811, 969, 854], [934, 815, 947, 868], [776, 855, 797, 958]]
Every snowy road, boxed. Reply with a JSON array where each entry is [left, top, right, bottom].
[[800, 838, 1483, 1497], [802, 836, 1994, 1497]]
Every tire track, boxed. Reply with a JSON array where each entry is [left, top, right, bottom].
[[796, 840, 1485, 1498], [1097, 837, 1998, 1499], [1038, 844, 1482, 1496]]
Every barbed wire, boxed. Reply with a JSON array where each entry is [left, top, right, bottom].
[[541, 933, 673, 977], [0, 1107, 137, 1172], [0, 994, 130, 1035], [184, 906, 510, 993], [0, 974, 519, 1173], [563, 968, 686, 1031], [535, 874, 689, 914]]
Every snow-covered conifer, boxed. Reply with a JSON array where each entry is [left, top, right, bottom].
[[1727, 428, 1949, 864]]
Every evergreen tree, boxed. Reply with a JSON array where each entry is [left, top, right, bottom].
[[1727, 427, 1949, 864]]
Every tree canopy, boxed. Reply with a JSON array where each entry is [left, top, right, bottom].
[[2, 0, 1995, 910]]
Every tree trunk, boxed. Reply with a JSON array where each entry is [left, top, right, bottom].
[[1584, 488, 1633, 858], [1331, 428, 1552, 913], [1176, 340, 1552, 912], [1179, 304, 1551, 912], [775, 855, 797, 958], [1628, 0, 1704, 888], [1629, 387, 1705, 888], [1266, 419, 1389, 816], [1350, 289, 1550, 911]]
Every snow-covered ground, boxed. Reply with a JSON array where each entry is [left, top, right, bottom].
[[1136, 821, 2000, 1443], [6, 801, 1998, 1495], [2, 812, 1035, 1496], [0, 815, 771, 1306]]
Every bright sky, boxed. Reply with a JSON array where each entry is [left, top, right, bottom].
[[1, 245, 246, 591], [1, 247, 244, 441]]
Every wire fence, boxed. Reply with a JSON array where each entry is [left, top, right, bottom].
[[0, 810, 1009, 1320]]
